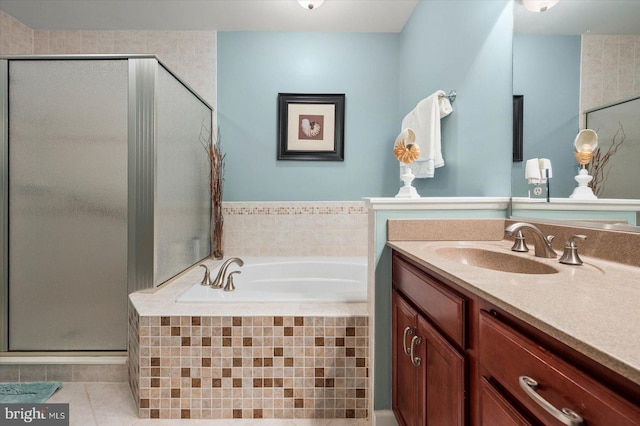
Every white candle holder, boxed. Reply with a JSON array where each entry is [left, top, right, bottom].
[[570, 167, 597, 200], [395, 167, 420, 198]]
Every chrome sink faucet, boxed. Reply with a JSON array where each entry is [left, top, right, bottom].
[[211, 257, 244, 288], [505, 222, 557, 258]]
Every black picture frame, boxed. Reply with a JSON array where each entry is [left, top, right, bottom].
[[277, 93, 345, 161], [513, 95, 524, 162]]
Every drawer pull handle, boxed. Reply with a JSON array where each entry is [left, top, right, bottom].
[[519, 376, 584, 426], [402, 326, 414, 356], [410, 335, 422, 366]]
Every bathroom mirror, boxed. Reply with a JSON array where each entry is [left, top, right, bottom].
[[511, 0, 640, 228]]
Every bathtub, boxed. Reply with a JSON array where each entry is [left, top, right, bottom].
[[176, 256, 367, 303]]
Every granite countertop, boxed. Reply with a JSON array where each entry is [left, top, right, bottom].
[[387, 239, 640, 387]]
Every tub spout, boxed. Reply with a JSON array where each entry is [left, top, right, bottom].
[[211, 257, 244, 288]]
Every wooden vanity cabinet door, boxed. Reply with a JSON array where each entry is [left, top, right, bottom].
[[417, 314, 466, 426], [480, 377, 533, 426], [393, 292, 422, 426], [393, 291, 466, 426]]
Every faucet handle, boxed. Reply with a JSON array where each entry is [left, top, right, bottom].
[[566, 234, 587, 245], [199, 265, 212, 286], [224, 271, 241, 292], [510, 230, 529, 252], [559, 235, 587, 265]]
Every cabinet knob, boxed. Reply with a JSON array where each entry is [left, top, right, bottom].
[[410, 335, 422, 367], [519, 376, 584, 425], [402, 326, 414, 356]]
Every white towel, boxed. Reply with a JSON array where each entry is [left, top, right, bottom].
[[400, 90, 453, 178], [525, 158, 542, 184]]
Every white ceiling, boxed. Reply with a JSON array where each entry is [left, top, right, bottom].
[[0, 0, 419, 32], [514, 0, 640, 35], [1, 0, 638, 35]]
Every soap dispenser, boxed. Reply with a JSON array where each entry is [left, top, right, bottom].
[[559, 235, 587, 265]]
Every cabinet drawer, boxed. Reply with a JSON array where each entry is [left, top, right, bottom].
[[392, 254, 466, 348], [479, 311, 640, 425], [480, 376, 532, 426]]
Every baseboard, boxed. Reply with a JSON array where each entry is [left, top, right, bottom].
[[374, 410, 398, 426], [0, 355, 127, 364]]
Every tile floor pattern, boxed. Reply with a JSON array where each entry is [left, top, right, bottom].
[[47, 382, 369, 425]]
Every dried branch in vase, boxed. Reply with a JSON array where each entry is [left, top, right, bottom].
[[200, 124, 225, 259], [587, 123, 626, 197]]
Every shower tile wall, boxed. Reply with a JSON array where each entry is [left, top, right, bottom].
[[0, 10, 216, 107], [129, 310, 369, 420], [222, 202, 368, 257], [581, 34, 640, 113], [0, 10, 33, 54]]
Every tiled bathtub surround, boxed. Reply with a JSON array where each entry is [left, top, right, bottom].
[[130, 311, 369, 420], [222, 202, 368, 257]]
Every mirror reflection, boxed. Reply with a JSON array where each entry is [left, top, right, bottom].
[[512, 0, 640, 226]]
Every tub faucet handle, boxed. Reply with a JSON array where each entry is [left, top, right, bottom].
[[224, 271, 241, 292], [199, 265, 212, 286]]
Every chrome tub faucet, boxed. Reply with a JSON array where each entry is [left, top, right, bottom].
[[505, 222, 557, 258]]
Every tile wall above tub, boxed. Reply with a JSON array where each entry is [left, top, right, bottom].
[[222, 202, 368, 257]]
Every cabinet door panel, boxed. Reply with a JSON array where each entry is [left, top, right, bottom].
[[418, 314, 465, 426], [480, 377, 533, 426], [393, 292, 420, 426]]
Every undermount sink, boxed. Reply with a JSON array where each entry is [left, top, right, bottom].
[[435, 247, 560, 275]]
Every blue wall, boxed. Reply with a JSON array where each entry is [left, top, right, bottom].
[[369, 0, 513, 412], [218, 1, 513, 201], [217, 32, 400, 201], [398, 0, 513, 197], [512, 34, 581, 198]]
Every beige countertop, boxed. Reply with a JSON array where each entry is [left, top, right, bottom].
[[387, 239, 640, 387]]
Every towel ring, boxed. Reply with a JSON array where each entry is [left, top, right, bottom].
[[439, 90, 456, 104]]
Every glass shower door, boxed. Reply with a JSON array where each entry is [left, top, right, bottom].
[[8, 59, 128, 351]]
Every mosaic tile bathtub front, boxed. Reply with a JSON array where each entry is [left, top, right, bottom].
[[130, 314, 369, 420]]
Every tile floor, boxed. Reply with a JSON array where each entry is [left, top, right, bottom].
[[47, 382, 370, 425]]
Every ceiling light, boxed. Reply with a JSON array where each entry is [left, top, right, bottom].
[[520, 0, 559, 12], [297, 0, 324, 10]]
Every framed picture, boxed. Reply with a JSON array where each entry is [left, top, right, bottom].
[[277, 93, 345, 161]]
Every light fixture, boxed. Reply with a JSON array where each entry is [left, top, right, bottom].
[[520, 0, 559, 12], [297, 0, 324, 10]]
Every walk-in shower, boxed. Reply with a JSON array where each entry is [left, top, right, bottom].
[[0, 55, 212, 351], [585, 95, 640, 200]]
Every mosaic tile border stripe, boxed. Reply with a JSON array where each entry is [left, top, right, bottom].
[[222, 201, 367, 216], [131, 314, 369, 420]]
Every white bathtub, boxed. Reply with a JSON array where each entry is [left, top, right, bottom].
[[176, 257, 367, 303]]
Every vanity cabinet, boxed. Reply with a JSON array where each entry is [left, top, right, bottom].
[[479, 310, 640, 425], [391, 250, 640, 426], [392, 255, 467, 426]]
